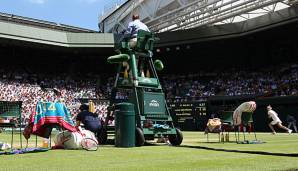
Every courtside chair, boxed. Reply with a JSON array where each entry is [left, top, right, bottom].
[[238, 112, 257, 142], [219, 111, 234, 142], [205, 118, 222, 142], [206, 132, 221, 143], [205, 126, 221, 143]]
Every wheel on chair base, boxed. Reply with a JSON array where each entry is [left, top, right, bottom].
[[135, 127, 145, 147], [168, 128, 183, 146]]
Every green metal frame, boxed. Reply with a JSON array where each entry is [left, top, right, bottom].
[[106, 30, 178, 141]]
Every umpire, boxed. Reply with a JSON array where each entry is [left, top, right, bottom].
[[76, 104, 102, 141]]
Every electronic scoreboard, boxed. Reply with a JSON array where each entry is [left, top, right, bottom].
[[169, 101, 207, 131]]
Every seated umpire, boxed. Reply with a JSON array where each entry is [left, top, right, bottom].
[[76, 104, 102, 141], [123, 14, 150, 48]]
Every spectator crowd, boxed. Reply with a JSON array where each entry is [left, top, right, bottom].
[[0, 63, 297, 124], [161, 63, 298, 101]]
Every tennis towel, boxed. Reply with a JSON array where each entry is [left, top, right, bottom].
[[28, 101, 77, 138]]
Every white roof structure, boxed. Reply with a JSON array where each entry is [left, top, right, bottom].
[[99, 0, 297, 33]]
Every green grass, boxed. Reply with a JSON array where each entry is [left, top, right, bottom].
[[0, 131, 298, 171]]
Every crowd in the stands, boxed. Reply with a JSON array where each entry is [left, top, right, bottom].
[[0, 63, 297, 123], [161, 63, 298, 101], [0, 68, 111, 124]]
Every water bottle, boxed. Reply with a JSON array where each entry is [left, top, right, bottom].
[[41, 138, 49, 148]]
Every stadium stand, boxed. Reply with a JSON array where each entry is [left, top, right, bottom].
[[0, 62, 297, 126], [161, 63, 298, 100]]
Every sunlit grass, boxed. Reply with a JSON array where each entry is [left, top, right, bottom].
[[0, 131, 297, 171]]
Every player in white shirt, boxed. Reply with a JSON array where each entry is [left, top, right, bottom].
[[267, 105, 292, 134]]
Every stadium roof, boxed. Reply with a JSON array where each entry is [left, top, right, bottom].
[[99, 0, 298, 33], [1, 2, 297, 56], [155, 4, 298, 47], [0, 12, 114, 50], [0, 12, 97, 33]]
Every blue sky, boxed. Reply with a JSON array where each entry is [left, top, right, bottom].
[[0, 0, 120, 31]]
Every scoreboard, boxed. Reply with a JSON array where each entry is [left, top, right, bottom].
[[169, 101, 208, 131]]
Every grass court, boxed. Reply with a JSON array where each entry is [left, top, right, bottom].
[[0, 131, 297, 171]]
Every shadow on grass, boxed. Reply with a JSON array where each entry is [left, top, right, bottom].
[[179, 145, 298, 157], [102, 139, 162, 146]]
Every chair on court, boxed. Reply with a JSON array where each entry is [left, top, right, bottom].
[[235, 112, 258, 143], [204, 118, 222, 143], [219, 111, 234, 142], [24, 101, 77, 148]]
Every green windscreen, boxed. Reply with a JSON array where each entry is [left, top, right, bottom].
[[0, 101, 22, 118]]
